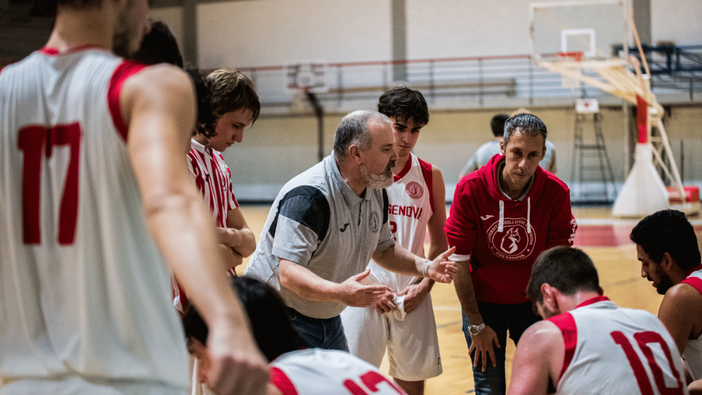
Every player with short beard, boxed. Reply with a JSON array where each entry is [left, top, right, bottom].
[[509, 246, 687, 395], [631, 209, 702, 384]]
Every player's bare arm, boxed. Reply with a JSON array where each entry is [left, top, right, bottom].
[[398, 165, 448, 314], [454, 258, 500, 372], [278, 259, 391, 307], [219, 244, 243, 271], [122, 64, 269, 395], [507, 321, 563, 395], [217, 206, 257, 257], [372, 244, 457, 283], [658, 283, 702, 355]]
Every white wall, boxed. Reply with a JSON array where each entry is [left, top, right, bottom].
[[151, 0, 702, 67], [197, 0, 392, 69], [407, 0, 534, 59], [651, 0, 702, 46]]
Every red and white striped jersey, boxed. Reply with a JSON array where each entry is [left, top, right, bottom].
[[681, 265, 702, 380], [187, 138, 239, 228], [0, 48, 188, 389], [270, 349, 407, 395], [367, 154, 434, 292], [173, 139, 239, 312], [549, 296, 687, 395]]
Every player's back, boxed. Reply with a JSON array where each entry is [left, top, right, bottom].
[[552, 297, 688, 395], [271, 349, 407, 394], [0, 49, 188, 392]]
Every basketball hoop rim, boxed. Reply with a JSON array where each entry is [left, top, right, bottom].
[[556, 51, 585, 62]]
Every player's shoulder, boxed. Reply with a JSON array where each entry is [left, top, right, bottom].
[[415, 156, 443, 175], [477, 140, 500, 152], [521, 319, 563, 349], [665, 280, 702, 303], [121, 63, 190, 97]]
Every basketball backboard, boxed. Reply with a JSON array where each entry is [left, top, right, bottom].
[[284, 60, 328, 93], [530, 0, 632, 62]]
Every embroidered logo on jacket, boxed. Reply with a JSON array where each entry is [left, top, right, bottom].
[[369, 211, 380, 233], [486, 218, 536, 261], [405, 181, 424, 199]]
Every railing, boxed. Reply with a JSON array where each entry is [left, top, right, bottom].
[[231, 53, 702, 111], [615, 45, 702, 75]]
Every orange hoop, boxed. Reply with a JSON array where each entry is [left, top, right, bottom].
[[556, 51, 584, 62]]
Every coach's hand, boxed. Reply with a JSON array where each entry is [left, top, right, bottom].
[[372, 289, 397, 314], [397, 278, 433, 314], [338, 269, 392, 308], [427, 246, 458, 284], [207, 319, 270, 395], [469, 324, 500, 373]]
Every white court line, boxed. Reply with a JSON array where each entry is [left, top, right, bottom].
[[433, 306, 462, 311]]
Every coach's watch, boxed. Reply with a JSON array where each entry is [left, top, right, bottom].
[[468, 322, 486, 336]]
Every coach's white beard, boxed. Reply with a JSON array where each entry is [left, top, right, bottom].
[[360, 160, 394, 189]]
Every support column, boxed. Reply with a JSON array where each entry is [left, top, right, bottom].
[[632, 0, 651, 45], [182, 0, 198, 67], [391, 0, 407, 82]]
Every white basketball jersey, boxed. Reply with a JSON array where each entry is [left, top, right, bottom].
[[682, 267, 702, 380], [367, 154, 434, 292], [0, 49, 188, 389], [271, 349, 407, 395], [551, 297, 688, 395]]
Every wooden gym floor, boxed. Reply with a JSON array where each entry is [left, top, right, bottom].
[[236, 204, 702, 394]]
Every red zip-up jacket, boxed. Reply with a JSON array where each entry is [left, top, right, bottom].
[[445, 154, 577, 304]]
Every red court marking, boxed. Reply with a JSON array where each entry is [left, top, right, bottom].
[[574, 225, 702, 247], [573, 225, 635, 247]]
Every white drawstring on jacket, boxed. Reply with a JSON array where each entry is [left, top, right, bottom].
[[497, 197, 531, 233]]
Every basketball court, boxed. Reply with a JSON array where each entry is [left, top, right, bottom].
[[235, 204, 701, 394]]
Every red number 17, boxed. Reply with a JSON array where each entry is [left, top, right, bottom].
[[18, 123, 82, 245]]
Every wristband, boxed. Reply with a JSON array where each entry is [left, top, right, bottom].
[[422, 259, 431, 278]]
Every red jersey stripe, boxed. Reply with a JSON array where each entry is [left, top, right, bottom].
[[548, 312, 578, 383], [271, 367, 299, 395]]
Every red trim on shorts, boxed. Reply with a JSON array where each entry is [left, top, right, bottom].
[[418, 156, 435, 211], [270, 367, 299, 395], [108, 61, 146, 141], [574, 295, 610, 309], [547, 312, 578, 382], [682, 277, 702, 296]]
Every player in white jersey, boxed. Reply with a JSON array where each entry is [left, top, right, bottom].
[[184, 276, 407, 395], [0, 0, 268, 393], [631, 209, 702, 387], [341, 86, 447, 395], [508, 246, 688, 395]]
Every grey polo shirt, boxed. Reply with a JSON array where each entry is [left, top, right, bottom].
[[244, 154, 395, 319]]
